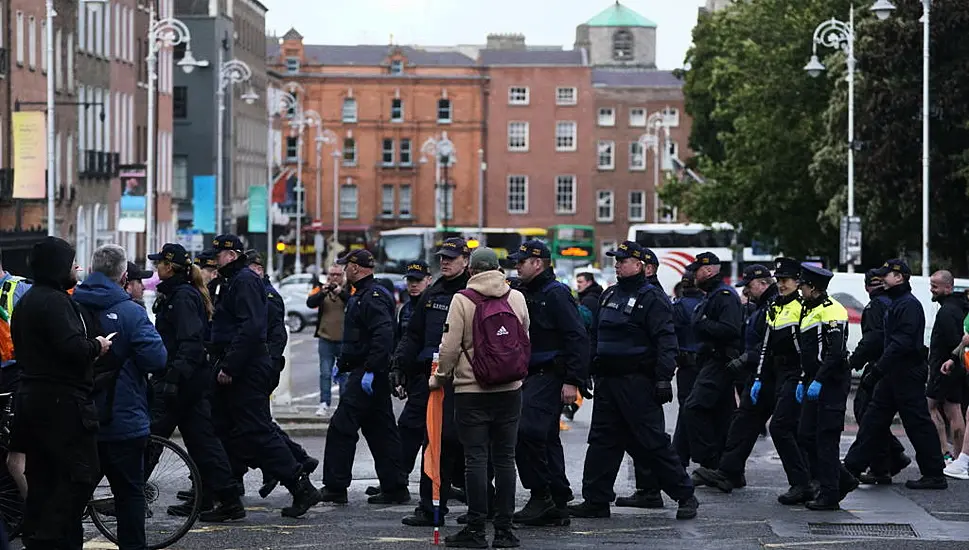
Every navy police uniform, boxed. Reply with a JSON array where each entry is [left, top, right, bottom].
[[671, 272, 703, 468]]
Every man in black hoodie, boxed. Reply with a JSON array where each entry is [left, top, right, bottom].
[[576, 272, 603, 314], [925, 270, 969, 460], [12, 237, 112, 549]]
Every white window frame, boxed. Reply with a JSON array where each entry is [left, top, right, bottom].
[[381, 138, 395, 167], [66, 134, 73, 188], [341, 98, 357, 123], [93, 4, 102, 57], [27, 15, 35, 69], [507, 175, 527, 214], [390, 98, 403, 122], [67, 33, 74, 91], [629, 107, 647, 127], [437, 98, 451, 123], [389, 59, 404, 74], [114, 2, 120, 59], [399, 138, 412, 166], [285, 57, 299, 73], [343, 138, 357, 166], [55, 29, 63, 89], [554, 175, 576, 215], [77, 1, 85, 53], [507, 121, 529, 152], [629, 141, 646, 171], [629, 190, 646, 222], [597, 140, 615, 170], [555, 121, 576, 152], [597, 107, 615, 127], [663, 107, 680, 127], [40, 19, 46, 73], [399, 185, 412, 218], [285, 136, 298, 162], [14, 11, 22, 66], [104, 3, 111, 60], [596, 190, 615, 223], [127, 8, 133, 63], [555, 87, 577, 106], [380, 184, 395, 218], [663, 140, 679, 171], [601, 240, 617, 268], [340, 183, 358, 219], [508, 86, 529, 105], [657, 192, 678, 223]]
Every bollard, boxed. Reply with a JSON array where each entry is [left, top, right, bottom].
[[271, 326, 299, 415]]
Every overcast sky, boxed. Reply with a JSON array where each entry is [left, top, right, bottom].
[[262, 0, 707, 70]]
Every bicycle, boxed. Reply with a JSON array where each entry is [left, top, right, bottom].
[[0, 392, 203, 549]]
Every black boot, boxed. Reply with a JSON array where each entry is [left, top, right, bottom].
[[281, 475, 323, 518], [319, 485, 349, 504], [302, 456, 320, 475], [513, 493, 554, 523], [176, 490, 194, 502], [805, 494, 841, 511], [457, 508, 494, 525], [777, 485, 814, 505], [567, 500, 610, 518], [890, 453, 912, 477], [858, 470, 892, 485], [368, 487, 411, 504], [259, 477, 279, 499], [168, 495, 213, 517], [615, 489, 664, 509], [693, 467, 737, 494], [199, 496, 246, 522], [365, 486, 381, 496], [444, 525, 488, 548], [492, 527, 521, 548], [402, 506, 445, 527], [839, 471, 860, 500], [676, 495, 699, 520], [905, 476, 948, 490]]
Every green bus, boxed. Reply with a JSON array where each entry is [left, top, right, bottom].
[[548, 225, 596, 263]]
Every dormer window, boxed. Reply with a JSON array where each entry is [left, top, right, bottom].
[[612, 30, 633, 61], [285, 57, 300, 73], [389, 59, 404, 75]]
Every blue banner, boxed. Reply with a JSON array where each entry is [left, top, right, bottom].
[[248, 186, 267, 233], [193, 175, 216, 233]]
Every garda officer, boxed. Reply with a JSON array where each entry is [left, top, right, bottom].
[[843, 259, 947, 493], [397, 261, 432, 347], [795, 263, 856, 510], [508, 240, 589, 526], [671, 271, 703, 469], [693, 263, 777, 492], [320, 249, 410, 504], [195, 249, 220, 287], [847, 270, 909, 483], [683, 252, 743, 471], [392, 238, 471, 526], [569, 241, 698, 520], [207, 234, 321, 518]]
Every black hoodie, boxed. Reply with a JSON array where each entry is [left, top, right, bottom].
[[12, 237, 101, 395]]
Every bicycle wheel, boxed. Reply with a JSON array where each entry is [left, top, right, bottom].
[[89, 435, 201, 550], [0, 458, 23, 540]]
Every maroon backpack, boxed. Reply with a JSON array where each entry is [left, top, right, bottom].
[[458, 288, 530, 386]]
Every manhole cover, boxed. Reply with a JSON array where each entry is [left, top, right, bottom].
[[808, 523, 918, 538]]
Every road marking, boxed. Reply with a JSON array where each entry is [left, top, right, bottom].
[[294, 391, 321, 402], [762, 541, 871, 548]]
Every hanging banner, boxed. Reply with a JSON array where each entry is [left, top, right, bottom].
[[12, 112, 47, 199], [248, 186, 267, 233], [118, 164, 147, 232], [193, 175, 216, 233]]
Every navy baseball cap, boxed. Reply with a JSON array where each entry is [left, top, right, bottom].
[[404, 260, 431, 279], [337, 249, 376, 268], [873, 258, 912, 278], [773, 257, 801, 279], [508, 240, 551, 262], [606, 241, 646, 261], [194, 249, 218, 269], [246, 250, 266, 267], [735, 264, 770, 288], [686, 251, 721, 271], [798, 263, 834, 290], [147, 243, 192, 267], [212, 234, 245, 253], [126, 261, 153, 281], [864, 268, 883, 287], [435, 238, 471, 259]]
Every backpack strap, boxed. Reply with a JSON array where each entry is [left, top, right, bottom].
[[457, 289, 487, 365]]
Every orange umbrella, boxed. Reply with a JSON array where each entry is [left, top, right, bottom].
[[424, 354, 444, 544]]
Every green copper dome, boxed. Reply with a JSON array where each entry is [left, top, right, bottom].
[[585, 2, 657, 28]]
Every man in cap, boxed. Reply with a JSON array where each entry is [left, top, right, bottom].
[[507, 240, 589, 526], [207, 234, 322, 517], [682, 252, 744, 473], [569, 241, 698, 521], [670, 270, 704, 470], [847, 270, 910, 484], [392, 238, 471, 525], [843, 259, 947, 494], [320, 248, 409, 505], [124, 261, 153, 309]]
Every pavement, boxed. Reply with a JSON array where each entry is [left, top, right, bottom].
[[62, 334, 969, 549]]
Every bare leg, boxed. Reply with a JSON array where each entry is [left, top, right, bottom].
[[927, 398, 950, 455], [944, 402, 966, 459], [6, 451, 26, 498]]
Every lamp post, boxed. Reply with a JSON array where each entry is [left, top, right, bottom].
[[314, 127, 337, 272], [216, 57, 258, 235], [477, 149, 485, 238], [289, 107, 320, 275], [266, 90, 299, 277], [420, 132, 456, 232], [637, 111, 669, 223], [146, 8, 207, 265], [870, 0, 928, 276]]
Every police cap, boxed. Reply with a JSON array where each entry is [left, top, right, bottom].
[[508, 240, 551, 262], [435, 238, 471, 259], [336, 249, 376, 268], [864, 268, 883, 287], [245, 250, 266, 267], [773, 257, 801, 279], [404, 260, 431, 280], [798, 263, 834, 291], [735, 264, 771, 288], [685, 251, 721, 272], [194, 249, 218, 269], [147, 243, 193, 267], [872, 258, 912, 278], [212, 234, 246, 253], [126, 261, 153, 281], [606, 241, 646, 261]]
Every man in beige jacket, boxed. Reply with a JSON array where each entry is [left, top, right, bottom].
[[431, 247, 528, 549]]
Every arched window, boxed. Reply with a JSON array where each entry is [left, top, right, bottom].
[[613, 30, 634, 61]]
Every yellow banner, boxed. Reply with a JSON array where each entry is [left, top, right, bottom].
[[12, 112, 47, 199]]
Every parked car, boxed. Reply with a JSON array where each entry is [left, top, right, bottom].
[[280, 275, 401, 333]]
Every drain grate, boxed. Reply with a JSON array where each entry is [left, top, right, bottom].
[[808, 523, 918, 538]]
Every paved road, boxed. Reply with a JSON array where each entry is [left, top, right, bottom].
[[66, 336, 969, 549]]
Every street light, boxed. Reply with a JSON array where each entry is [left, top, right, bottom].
[[266, 90, 300, 277], [637, 111, 669, 223], [806, 10, 857, 272], [216, 58, 257, 234], [313, 128, 338, 271], [288, 104, 320, 275], [421, 132, 456, 232], [145, 8, 207, 266], [870, 0, 897, 20]]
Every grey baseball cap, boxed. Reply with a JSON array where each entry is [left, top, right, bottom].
[[469, 247, 500, 271]]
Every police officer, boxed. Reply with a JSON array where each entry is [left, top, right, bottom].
[[195, 249, 220, 287], [320, 248, 410, 504], [207, 234, 321, 518], [847, 270, 910, 484], [392, 238, 471, 526], [795, 263, 857, 510], [843, 259, 947, 494], [508, 240, 589, 526], [569, 241, 698, 520], [683, 252, 743, 471], [671, 271, 703, 469]]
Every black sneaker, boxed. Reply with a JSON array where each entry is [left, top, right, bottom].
[[364, 486, 381, 497], [444, 526, 488, 548], [691, 471, 706, 487], [259, 477, 279, 499], [513, 494, 554, 523], [402, 507, 444, 527], [777, 485, 814, 505], [199, 499, 246, 522], [167, 499, 213, 517], [319, 486, 349, 504], [905, 476, 948, 490], [676, 495, 699, 520], [858, 471, 892, 485], [368, 488, 411, 504], [567, 500, 610, 518], [282, 475, 323, 518], [518, 504, 570, 527], [176, 490, 194, 502], [615, 489, 664, 509], [693, 467, 735, 494], [805, 495, 840, 511], [492, 527, 521, 548]]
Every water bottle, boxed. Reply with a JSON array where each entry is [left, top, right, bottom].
[[432, 352, 440, 376]]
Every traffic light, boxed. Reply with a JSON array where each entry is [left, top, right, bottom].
[[276, 241, 286, 253]]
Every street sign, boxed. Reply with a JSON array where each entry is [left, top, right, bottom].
[[839, 215, 862, 266], [176, 228, 205, 253]]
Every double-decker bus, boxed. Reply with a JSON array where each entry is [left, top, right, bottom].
[[375, 227, 548, 275], [548, 225, 596, 263]]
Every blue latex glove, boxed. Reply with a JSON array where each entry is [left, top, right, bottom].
[[807, 380, 822, 401], [795, 382, 805, 404], [750, 380, 762, 405], [332, 365, 339, 379], [361, 372, 374, 396]]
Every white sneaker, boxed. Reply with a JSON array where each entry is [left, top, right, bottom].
[[943, 462, 969, 480], [315, 403, 329, 417]]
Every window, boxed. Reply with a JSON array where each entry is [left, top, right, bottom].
[[613, 30, 634, 61], [658, 194, 678, 223], [629, 141, 645, 170], [662, 107, 680, 127], [389, 59, 403, 74], [285, 57, 299, 73], [629, 191, 646, 222], [77, 2, 85, 53], [343, 138, 356, 166], [15, 11, 22, 66], [437, 99, 451, 123], [103, 3, 110, 59], [556, 87, 577, 105], [67, 33, 74, 91], [173, 156, 188, 199], [440, 185, 454, 220], [285, 136, 298, 162], [114, 3, 120, 58], [555, 121, 576, 152], [507, 175, 527, 214], [555, 175, 576, 214], [399, 185, 412, 218], [126, 8, 133, 62], [663, 140, 679, 170], [28, 15, 35, 69], [381, 185, 395, 217], [93, 5, 101, 57], [399, 138, 412, 166], [340, 184, 357, 219], [286, 92, 298, 118], [173, 86, 187, 118], [597, 190, 615, 222], [508, 86, 529, 105], [629, 108, 647, 127], [597, 107, 615, 127], [55, 30, 63, 89], [601, 240, 617, 268], [597, 140, 615, 170], [390, 98, 403, 122], [382, 138, 395, 166], [508, 121, 528, 152], [40, 20, 46, 72], [342, 98, 357, 123]]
